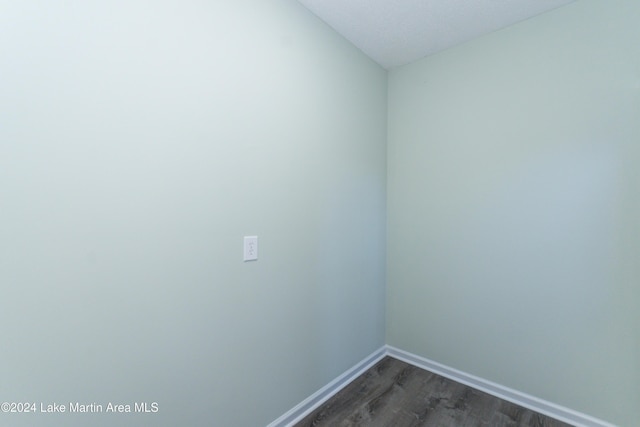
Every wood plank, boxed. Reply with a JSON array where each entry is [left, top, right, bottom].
[[294, 357, 574, 427]]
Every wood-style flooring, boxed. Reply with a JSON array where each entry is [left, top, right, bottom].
[[294, 357, 573, 427]]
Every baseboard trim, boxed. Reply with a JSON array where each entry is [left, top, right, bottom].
[[266, 346, 387, 427], [385, 346, 617, 427], [267, 345, 616, 427]]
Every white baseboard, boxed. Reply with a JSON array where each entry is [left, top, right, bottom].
[[267, 345, 616, 427], [386, 346, 617, 427], [266, 346, 387, 427]]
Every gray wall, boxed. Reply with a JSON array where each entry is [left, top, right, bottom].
[[4, 1, 637, 426], [387, 1, 639, 425], [0, 1, 387, 426]]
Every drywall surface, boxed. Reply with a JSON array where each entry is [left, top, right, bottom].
[[0, 1, 387, 426], [386, 1, 639, 425]]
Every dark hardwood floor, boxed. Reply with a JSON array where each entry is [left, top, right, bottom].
[[294, 357, 573, 427]]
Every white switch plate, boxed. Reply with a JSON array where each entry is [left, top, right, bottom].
[[243, 236, 258, 261]]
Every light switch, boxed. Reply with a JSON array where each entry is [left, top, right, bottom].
[[243, 236, 258, 261]]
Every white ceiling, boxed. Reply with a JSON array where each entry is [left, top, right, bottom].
[[297, 0, 577, 69]]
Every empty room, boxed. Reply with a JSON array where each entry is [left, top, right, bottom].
[[1, 1, 637, 426]]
